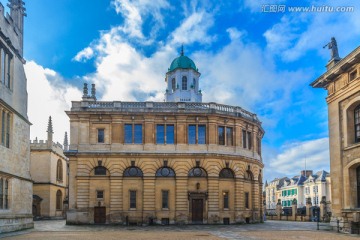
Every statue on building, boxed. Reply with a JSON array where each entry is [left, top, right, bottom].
[[323, 37, 340, 61]]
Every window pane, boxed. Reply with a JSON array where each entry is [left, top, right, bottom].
[[1, 49, 4, 84], [166, 125, 174, 144], [156, 124, 165, 144], [97, 191, 104, 199], [198, 125, 206, 144], [1, 111, 5, 145], [247, 131, 252, 149], [6, 54, 10, 88], [97, 129, 104, 143], [218, 126, 225, 145], [0, 179, 3, 209], [182, 76, 187, 90], [130, 190, 136, 208], [134, 124, 142, 144], [223, 192, 229, 209], [171, 78, 176, 92], [188, 125, 196, 144], [242, 130, 247, 148], [245, 192, 249, 209], [162, 190, 169, 209], [6, 113, 10, 147], [124, 124, 133, 143], [226, 127, 233, 146]]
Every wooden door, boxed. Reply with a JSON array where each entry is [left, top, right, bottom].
[[192, 199, 203, 223], [94, 207, 106, 224]]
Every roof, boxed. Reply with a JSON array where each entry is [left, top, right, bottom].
[[168, 52, 198, 72], [311, 45, 360, 88]]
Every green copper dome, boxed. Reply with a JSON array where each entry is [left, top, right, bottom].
[[168, 49, 197, 72]]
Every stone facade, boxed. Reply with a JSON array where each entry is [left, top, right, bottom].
[[30, 117, 68, 219], [311, 40, 360, 232], [0, 1, 33, 233], [66, 53, 264, 225]]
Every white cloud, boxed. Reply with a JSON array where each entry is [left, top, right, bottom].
[[73, 47, 94, 62], [169, 10, 215, 45], [112, 0, 170, 40], [25, 61, 82, 143], [264, 0, 360, 61], [267, 138, 330, 180]]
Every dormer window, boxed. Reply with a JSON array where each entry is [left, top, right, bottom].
[[350, 70, 357, 81]]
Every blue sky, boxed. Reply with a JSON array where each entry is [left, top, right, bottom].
[[8, 0, 360, 182]]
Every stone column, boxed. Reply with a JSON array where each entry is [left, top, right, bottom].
[[109, 177, 123, 223], [276, 199, 282, 220], [143, 177, 156, 223], [175, 177, 188, 224], [235, 178, 244, 223], [207, 177, 219, 224], [306, 197, 312, 221], [292, 198, 297, 221], [320, 196, 326, 222]]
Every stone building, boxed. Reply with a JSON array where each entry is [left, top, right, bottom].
[[66, 51, 264, 225], [265, 177, 289, 209], [311, 38, 360, 232], [30, 117, 68, 219], [265, 170, 331, 210], [0, 0, 33, 233]]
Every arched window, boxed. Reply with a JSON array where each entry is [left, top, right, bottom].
[[56, 190, 62, 210], [171, 78, 176, 92], [56, 160, 63, 181], [219, 168, 235, 178], [182, 76, 187, 90], [94, 166, 107, 175], [156, 167, 176, 177], [258, 174, 262, 183], [357, 166, 360, 208], [188, 167, 207, 177], [123, 166, 143, 177], [355, 105, 360, 142]]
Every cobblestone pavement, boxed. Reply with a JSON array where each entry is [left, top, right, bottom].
[[1, 220, 359, 240]]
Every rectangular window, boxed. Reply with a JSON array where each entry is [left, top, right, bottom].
[[350, 70, 357, 81], [1, 49, 4, 85], [0, 179, 3, 209], [124, 124, 132, 143], [130, 190, 136, 209], [97, 129, 104, 143], [257, 137, 261, 155], [226, 127, 233, 146], [134, 124, 142, 144], [124, 124, 143, 144], [247, 131, 252, 149], [223, 192, 229, 209], [156, 124, 174, 144], [6, 53, 10, 89], [97, 190, 104, 199], [4, 180, 8, 209], [245, 192, 249, 209], [166, 125, 174, 144], [1, 111, 5, 146], [156, 125, 165, 144], [162, 190, 169, 209], [242, 130, 247, 148], [218, 126, 225, 145], [6, 113, 10, 148], [188, 124, 206, 144], [198, 125, 206, 144], [188, 125, 196, 144]]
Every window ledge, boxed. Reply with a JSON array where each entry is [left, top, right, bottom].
[[344, 142, 360, 151], [129, 208, 137, 211], [161, 208, 169, 211]]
